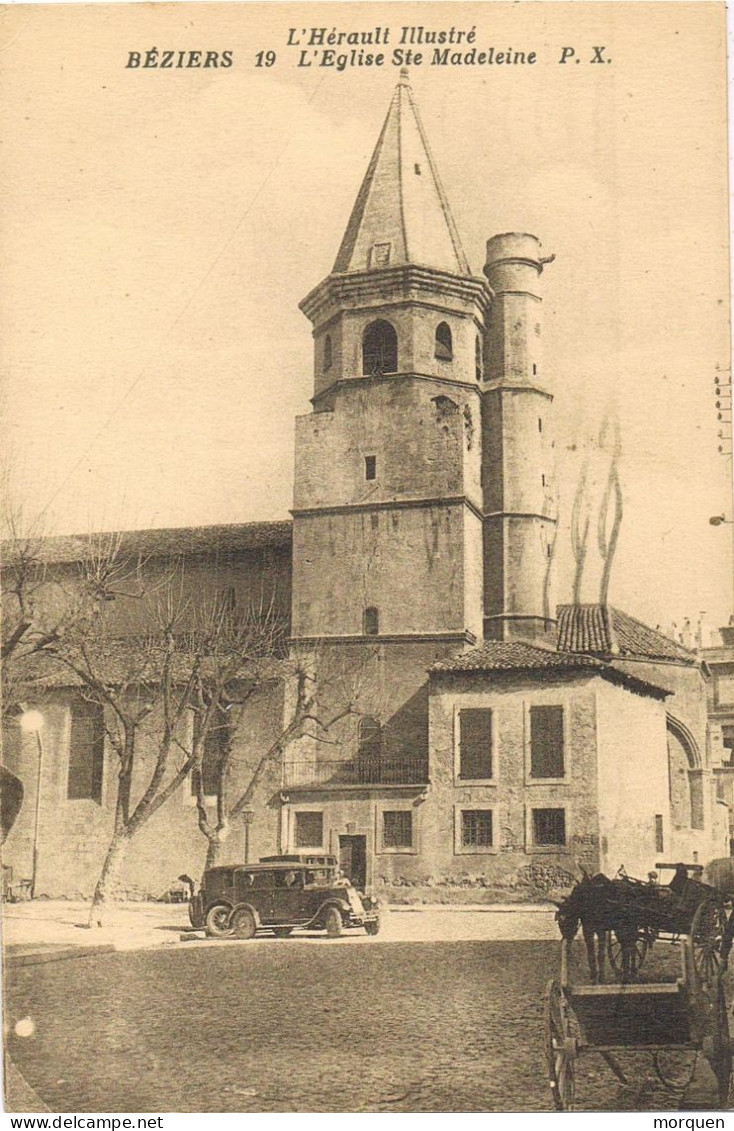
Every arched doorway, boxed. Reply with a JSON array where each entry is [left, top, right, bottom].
[[666, 716, 703, 830]]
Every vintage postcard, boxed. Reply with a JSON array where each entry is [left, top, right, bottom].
[[1, 0, 732, 1118]]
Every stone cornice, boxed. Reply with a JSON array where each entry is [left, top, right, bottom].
[[289, 630, 477, 646], [311, 370, 483, 405], [292, 494, 484, 523], [300, 265, 492, 326]]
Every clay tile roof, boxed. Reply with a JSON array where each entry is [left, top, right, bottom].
[[333, 73, 471, 277], [556, 604, 696, 665], [430, 640, 601, 674], [2, 521, 293, 566], [429, 639, 670, 700]]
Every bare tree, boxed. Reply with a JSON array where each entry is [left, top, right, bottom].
[[189, 641, 384, 873], [597, 413, 624, 606], [570, 453, 592, 605]]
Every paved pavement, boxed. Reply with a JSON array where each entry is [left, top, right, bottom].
[[4, 937, 728, 1113]]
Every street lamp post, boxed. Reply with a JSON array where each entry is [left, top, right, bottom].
[[20, 709, 45, 899], [242, 809, 255, 863], [710, 514, 734, 621]]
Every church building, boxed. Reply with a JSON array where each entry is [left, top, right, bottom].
[[2, 74, 727, 901]]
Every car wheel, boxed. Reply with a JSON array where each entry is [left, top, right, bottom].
[[231, 907, 257, 940], [325, 906, 343, 938], [365, 921, 380, 937], [273, 927, 293, 938], [205, 903, 232, 938]]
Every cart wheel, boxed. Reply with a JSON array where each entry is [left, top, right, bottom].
[[607, 931, 648, 980], [712, 979, 732, 1106], [544, 979, 577, 1111], [690, 900, 727, 987]]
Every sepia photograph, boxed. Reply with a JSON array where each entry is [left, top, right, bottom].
[[0, 0, 732, 1116]]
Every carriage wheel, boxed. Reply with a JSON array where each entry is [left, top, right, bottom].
[[711, 978, 732, 1106], [690, 900, 727, 987], [544, 979, 577, 1111], [607, 932, 648, 980]]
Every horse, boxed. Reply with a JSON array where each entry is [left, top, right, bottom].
[[555, 872, 640, 983]]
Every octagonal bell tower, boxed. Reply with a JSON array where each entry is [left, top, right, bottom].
[[292, 71, 491, 648]]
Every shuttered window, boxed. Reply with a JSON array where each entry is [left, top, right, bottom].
[[530, 705, 565, 778], [295, 811, 323, 848], [458, 709, 493, 779]]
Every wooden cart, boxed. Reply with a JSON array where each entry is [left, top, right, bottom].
[[545, 925, 732, 1110]]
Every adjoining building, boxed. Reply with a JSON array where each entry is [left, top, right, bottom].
[[2, 74, 726, 901]]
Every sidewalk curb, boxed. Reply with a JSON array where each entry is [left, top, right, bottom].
[[6, 944, 116, 967], [387, 903, 555, 913]]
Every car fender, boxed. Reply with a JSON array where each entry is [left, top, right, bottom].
[[310, 897, 350, 925], [203, 898, 235, 930], [230, 901, 262, 928]]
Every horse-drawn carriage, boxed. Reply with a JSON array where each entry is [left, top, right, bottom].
[[545, 863, 733, 1110]]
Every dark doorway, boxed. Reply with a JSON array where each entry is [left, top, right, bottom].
[[339, 835, 367, 892]]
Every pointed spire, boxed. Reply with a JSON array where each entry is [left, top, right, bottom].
[[333, 74, 471, 277]]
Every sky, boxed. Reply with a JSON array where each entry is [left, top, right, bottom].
[[0, 1, 731, 633]]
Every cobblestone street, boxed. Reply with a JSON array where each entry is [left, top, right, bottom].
[[4, 936, 728, 1113]]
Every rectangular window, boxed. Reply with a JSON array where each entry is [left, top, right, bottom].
[[191, 708, 229, 798], [365, 455, 377, 481], [461, 810, 493, 849], [67, 702, 104, 802], [458, 708, 493, 780], [295, 811, 323, 848], [383, 810, 413, 850], [530, 705, 564, 778], [532, 807, 566, 847], [717, 676, 734, 705], [655, 813, 664, 853], [722, 725, 734, 767]]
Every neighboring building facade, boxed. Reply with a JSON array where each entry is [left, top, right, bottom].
[[1, 75, 727, 899], [701, 622, 734, 849]]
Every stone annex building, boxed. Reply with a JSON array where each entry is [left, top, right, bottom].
[[2, 75, 728, 900]]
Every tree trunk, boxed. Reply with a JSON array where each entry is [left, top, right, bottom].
[[203, 831, 228, 873], [88, 832, 130, 927]]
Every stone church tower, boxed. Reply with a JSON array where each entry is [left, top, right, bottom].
[[292, 71, 556, 651]]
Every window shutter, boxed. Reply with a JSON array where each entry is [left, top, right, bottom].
[[458, 709, 492, 779], [530, 705, 564, 778]]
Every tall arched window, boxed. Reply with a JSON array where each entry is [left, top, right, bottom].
[[357, 716, 382, 782], [435, 321, 453, 361], [363, 606, 379, 635], [323, 334, 333, 372], [358, 717, 382, 760], [362, 320, 397, 376], [475, 335, 483, 381], [667, 717, 704, 830], [68, 700, 104, 803]]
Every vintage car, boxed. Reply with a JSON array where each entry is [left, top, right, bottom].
[[187, 860, 380, 939]]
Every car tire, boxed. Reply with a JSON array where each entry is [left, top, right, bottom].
[[205, 903, 233, 938], [325, 906, 343, 938], [231, 907, 257, 940], [365, 921, 380, 936]]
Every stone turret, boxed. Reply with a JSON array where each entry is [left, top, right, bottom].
[[481, 233, 557, 641]]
